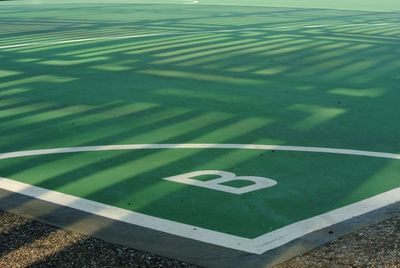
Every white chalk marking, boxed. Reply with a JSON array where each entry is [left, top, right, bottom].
[[0, 143, 399, 255]]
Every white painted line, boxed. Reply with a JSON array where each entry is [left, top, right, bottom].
[[0, 177, 254, 252], [251, 187, 400, 253], [1, 144, 400, 160], [0, 144, 399, 255]]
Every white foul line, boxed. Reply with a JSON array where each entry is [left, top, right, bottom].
[[0, 143, 399, 255]]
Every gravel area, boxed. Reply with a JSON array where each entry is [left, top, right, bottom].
[[0, 209, 399, 267], [0, 210, 198, 268], [277, 214, 400, 267]]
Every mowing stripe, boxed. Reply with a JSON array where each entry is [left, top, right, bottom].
[[0, 144, 399, 255]]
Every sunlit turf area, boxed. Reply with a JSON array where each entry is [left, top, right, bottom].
[[1, 0, 400, 266]]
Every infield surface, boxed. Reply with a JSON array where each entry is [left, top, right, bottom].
[[1, 0, 400, 266]]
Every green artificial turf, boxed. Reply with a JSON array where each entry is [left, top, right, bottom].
[[0, 0, 399, 238]]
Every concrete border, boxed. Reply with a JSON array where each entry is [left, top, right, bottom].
[[1, 188, 399, 267]]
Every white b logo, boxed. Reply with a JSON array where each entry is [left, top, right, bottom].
[[163, 170, 277, 194]]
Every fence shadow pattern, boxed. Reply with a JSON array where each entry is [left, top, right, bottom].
[[0, 2, 400, 265]]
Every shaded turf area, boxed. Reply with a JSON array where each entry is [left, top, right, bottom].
[[0, 2, 399, 153], [1, 0, 400, 266]]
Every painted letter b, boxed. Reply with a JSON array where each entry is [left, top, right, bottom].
[[163, 170, 277, 194]]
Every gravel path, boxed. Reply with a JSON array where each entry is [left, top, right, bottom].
[[277, 214, 400, 267], [0, 210, 198, 268], [0, 209, 399, 267]]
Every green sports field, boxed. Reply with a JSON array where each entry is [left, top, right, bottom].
[[1, 0, 400, 264]]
